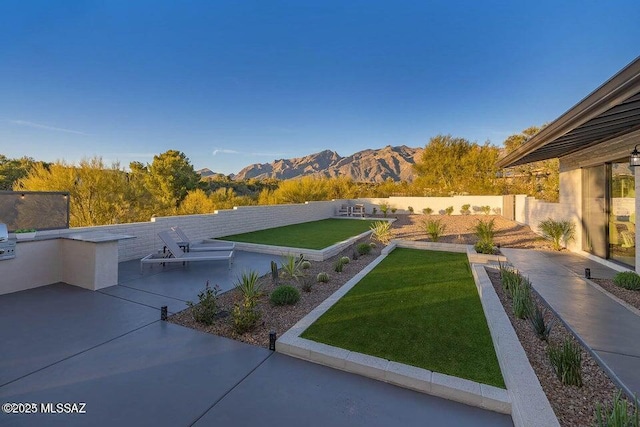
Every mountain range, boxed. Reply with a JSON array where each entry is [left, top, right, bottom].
[[226, 145, 423, 182]]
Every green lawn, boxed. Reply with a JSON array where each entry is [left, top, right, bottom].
[[301, 248, 505, 388], [218, 219, 378, 250]]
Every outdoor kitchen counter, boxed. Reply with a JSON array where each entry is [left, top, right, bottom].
[[1, 232, 135, 295]]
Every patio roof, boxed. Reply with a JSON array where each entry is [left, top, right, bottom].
[[498, 56, 640, 168]]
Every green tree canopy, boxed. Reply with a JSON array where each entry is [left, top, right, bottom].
[[412, 135, 501, 196], [0, 155, 38, 190], [502, 125, 559, 202], [143, 150, 202, 212]]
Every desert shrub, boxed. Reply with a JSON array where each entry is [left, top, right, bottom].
[[372, 207, 377, 215], [369, 242, 377, 248], [512, 280, 533, 319], [270, 285, 300, 306], [529, 305, 553, 341], [474, 218, 496, 243], [235, 270, 262, 306], [547, 338, 583, 387], [499, 264, 522, 293], [281, 254, 304, 282], [301, 260, 312, 270], [492, 207, 501, 215], [593, 391, 639, 427], [460, 204, 471, 215], [300, 277, 313, 292], [423, 207, 433, 215], [538, 218, 576, 251], [423, 219, 446, 242], [334, 258, 345, 272], [481, 205, 491, 215], [474, 240, 497, 254], [340, 256, 350, 264], [379, 202, 390, 217], [613, 271, 640, 290], [352, 248, 359, 260], [317, 272, 329, 283], [187, 281, 220, 325], [232, 300, 261, 334], [407, 206, 414, 214], [445, 206, 454, 216], [390, 207, 397, 214], [370, 221, 392, 244], [357, 242, 372, 255]]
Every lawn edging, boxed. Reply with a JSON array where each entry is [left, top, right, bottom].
[[471, 264, 559, 427], [277, 241, 511, 415], [226, 229, 374, 261]]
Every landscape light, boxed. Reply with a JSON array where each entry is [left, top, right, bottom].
[[269, 331, 276, 351], [630, 145, 640, 167]]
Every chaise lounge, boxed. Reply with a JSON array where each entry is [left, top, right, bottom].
[[140, 231, 234, 271], [170, 226, 235, 252]]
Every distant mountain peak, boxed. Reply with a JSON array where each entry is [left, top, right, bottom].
[[233, 145, 423, 182]]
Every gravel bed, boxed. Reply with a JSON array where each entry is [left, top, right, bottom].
[[169, 237, 382, 348], [591, 278, 640, 312], [485, 267, 624, 426]]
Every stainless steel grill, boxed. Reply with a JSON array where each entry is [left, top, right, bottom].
[[0, 223, 16, 261]]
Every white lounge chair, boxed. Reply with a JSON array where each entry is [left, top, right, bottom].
[[140, 231, 234, 270], [170, 226, 235, 252], [337, 204, 351, 216], [351, 204, 365, 217]]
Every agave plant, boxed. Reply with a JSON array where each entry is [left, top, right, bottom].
[[281, 254, 304, 282], [235, 270, 262, 306], [370, 221, 392, 244]]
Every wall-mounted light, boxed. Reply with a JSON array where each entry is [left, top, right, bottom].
[[630, 145, 640, 167]]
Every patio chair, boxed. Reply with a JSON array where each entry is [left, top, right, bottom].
[[351, 204, 365, 217], [140, 231, 234, 271], [170, 226, 235, 252], [337, 204, 351, 216]]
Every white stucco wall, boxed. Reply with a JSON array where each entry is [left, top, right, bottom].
[[355, 196, 505, 215]]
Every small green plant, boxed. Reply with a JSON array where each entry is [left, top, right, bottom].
[[340, 256, 350, 264], [317, 272, 329, 283], [499, 264, 519, 293], [270, 285, 300, 306], [529, 305, 553, 341], [474, 240, 497, 254], [379, 202, 390, 218], [372, 207, 377, 215], [473, 219, 496, 253], [390, 207, 397, 215], [407, 206, 414, 214], [512, 279, 533, 319], [235, 270, 262, 306], [492, 207, 501, 215], [270, 260, 279, 284], [593, 391, 639, 427], [357, 242, 372, 255], [445, 206, 454, 216], [423, 207, 433, 215], [538, 218, 576, 251], [460, 204, 471, 215], [14, 228, 37, 233], [547, 338, 583, 387], [370, 221, 392, 244], [301, 260, 312, 270], [423, 219, 446, 242], [232, 299, 261, 334], [334, 258, 345, 272], [481, 205, 491, 215], [369, 242, 377, 248], [187, 281, 220, 325], [281, 254, 304, 282], [352, 248, 359, 260], [613, 271, 640, 290]]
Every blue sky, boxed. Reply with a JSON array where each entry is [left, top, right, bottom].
[[1, 1, 638, 175]]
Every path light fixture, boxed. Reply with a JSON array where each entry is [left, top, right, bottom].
[[269, 331, 277, 351], [630, 145, 640, 167], [585, 268, 591, 279], [161, 306, 168, 321]]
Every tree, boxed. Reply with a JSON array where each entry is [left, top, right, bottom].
[[0, 155, 38, 190], [412, 135, 501, 196], [502, 126, 559, 202], [15, 157, 134, 226], [144, 150, 202, 213]]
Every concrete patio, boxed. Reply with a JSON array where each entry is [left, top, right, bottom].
[[0, 252, 512, 426]]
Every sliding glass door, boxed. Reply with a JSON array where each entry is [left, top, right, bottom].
[[582, 165, 607, 258], [610, 162, 635, 266]]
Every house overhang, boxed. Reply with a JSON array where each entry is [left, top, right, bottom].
[[497, 56, 640, 168]]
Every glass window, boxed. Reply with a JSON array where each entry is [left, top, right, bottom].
[[609, 162, 635, 267]]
